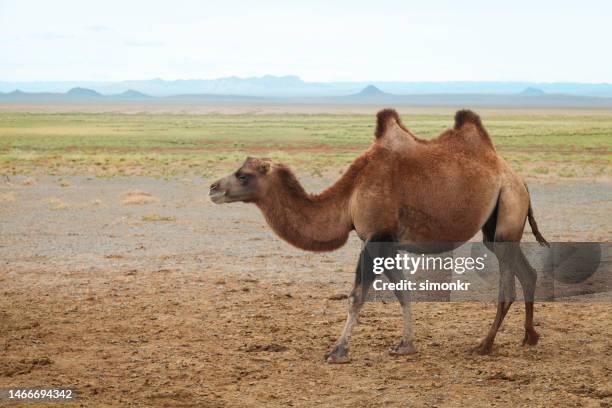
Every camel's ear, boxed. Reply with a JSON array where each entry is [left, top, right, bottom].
[[375, 108, 402, 138], [257, 161, 270, 174]]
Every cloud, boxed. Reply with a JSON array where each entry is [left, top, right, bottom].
[[123, 40, 164, 47], [86, 25, 112, 32]]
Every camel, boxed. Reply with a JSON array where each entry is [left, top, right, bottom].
[[209, 109, 548, 363]]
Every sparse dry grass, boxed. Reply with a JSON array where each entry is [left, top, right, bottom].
[[21, 177, 36, 186], [121, 190, 157, 205], [532, 166, 550, 175], [0, 191, 17, 203], [104, 254, 124, 259], [45, 197, 68, 210], [141, 213, 175, 222]]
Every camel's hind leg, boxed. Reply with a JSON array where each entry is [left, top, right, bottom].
[[474, 241, 517, 354], [511, 249, 539, 346], [384, 268, 417, 356], [475, 183, 538, 354]]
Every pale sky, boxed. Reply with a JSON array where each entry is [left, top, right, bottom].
[[1, 0, 610, 82]]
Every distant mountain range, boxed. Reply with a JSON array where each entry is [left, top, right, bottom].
[[2, 84, 612, 108], [1, 75, 612, 98], [0, 87, 154, 101]]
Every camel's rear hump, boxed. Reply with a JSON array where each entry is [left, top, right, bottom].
[[454, 109, 483, 130], [453, 109, 495, 149]]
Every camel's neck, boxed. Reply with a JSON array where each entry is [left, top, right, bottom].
[[256, 161, 365, 252]]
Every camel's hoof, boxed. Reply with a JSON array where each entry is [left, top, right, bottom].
[[472, 341, 493, 355], [325, 346, 350, 364], [389, 340, 417, 356], [522, 329, 540, 346]]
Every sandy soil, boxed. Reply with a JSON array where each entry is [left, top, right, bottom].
[[0, 175, 610, 407]]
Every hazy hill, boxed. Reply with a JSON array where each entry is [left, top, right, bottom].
[[116, 89, 152, 99], [67, 87, 102, 97], [352, 85, 391, 97], [520, 87, 546, 96]]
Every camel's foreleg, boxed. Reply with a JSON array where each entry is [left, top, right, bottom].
[[384, 268, 417, 355], [325, 256, 373, 363]]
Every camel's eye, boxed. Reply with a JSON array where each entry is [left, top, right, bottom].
[[236, 173, 249, 184]]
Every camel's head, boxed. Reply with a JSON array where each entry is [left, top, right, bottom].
[[209, 156, 273, 204]]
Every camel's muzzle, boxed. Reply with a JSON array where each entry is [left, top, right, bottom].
[[209, 182, 227, 204]]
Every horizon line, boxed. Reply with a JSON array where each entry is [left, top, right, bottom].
[[1, 76, 612, 85]]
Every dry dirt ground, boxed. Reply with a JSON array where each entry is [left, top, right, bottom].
[[0, 175, 610, 407]]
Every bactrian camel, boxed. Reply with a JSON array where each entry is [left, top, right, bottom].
[[210, 109, 548, 363]]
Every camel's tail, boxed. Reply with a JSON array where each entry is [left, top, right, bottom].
[[524, 183, 549, 247]]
